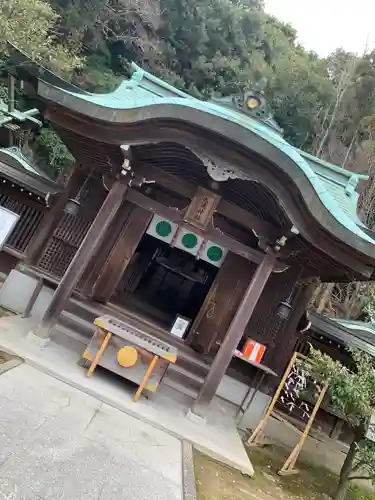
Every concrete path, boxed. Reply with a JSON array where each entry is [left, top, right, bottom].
[[0, 315, 254, 477], [0, 363, 184, 500]]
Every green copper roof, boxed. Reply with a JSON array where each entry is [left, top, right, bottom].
[[311, 313, 375, 358], [11, 54, 375, 265], [0, 147, 61, 201]]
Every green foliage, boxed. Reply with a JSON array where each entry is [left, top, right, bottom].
[[156, 0, 264, 97], [263, 20, 334, 150], [73, 55, 122, 92], [35, 128, 74, 177], [303, 347, 375, 499], [306, 346, 375, 428], [46, 0, 342, 152], [4, 0, 375, 181], [0, 0, 83, 73]]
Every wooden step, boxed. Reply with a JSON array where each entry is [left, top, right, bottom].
[[176, 354, 210, 379], [165, 365, 204, 395], [53, 298, 212, 400], [167, 363, 205, 385]]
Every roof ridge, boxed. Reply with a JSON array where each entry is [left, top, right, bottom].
[[130, 63, 192, 98], [297, 148, 368, 181]]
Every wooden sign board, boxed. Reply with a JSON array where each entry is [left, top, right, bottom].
[[170, 315, 191, 339], [184, 187, 221, 230], [0, 207, 19, 251]]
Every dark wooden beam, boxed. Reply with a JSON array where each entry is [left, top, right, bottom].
[[32, 178, 129, 339], [218, 200, 280, 240], [80, 202, 134, 295], [135, 163, 280, 241], [197, 221, 269, 267], [125, 188, 285, 269], [1, 182, 49, 211], [190, 252, 276, 417], [125, 188, 184, 224], [136, 163, 194, 198]]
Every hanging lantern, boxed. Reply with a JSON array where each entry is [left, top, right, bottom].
[[277, 300, 293, 320], [63, 198, 81, 216], [277, 268, 303, 321], [64, 168, 94, 216]]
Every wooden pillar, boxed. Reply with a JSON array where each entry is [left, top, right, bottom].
[[91, 207, 152, 302], [32, 178, 129, 339], [25, 166, 86, 266], [190, 252, 276, 417], [79, 202, 134, 295]]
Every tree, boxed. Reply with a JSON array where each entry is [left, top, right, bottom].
[[3, 0, 374, 184], [48, 0, 337, 151], [0, 0, 84, 177], [311, 100, 375, 321], [304, 347, 375, 500], [32, 127, 75, 179], [264, 27, 334, 150], [0, 0, 82, 73], [313, 51, 358, 158]]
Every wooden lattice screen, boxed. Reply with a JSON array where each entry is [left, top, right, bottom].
[[0, 192, 44, 254], [245, 266, 301, 348], [37, 213, 92, 277], [36, 175, 107, 279]]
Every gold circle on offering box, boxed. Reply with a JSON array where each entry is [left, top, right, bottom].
[[117, 346, 138, 368]]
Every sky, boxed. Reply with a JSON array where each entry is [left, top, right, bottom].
[[265, 0, 375, 57]]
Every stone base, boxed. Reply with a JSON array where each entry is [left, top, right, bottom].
[[25, 331, 50, 349], [186, 409, 206, 424]]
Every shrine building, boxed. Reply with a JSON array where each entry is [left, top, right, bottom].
[[1, 49, 375, 419]]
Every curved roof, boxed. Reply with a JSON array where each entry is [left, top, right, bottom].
[[10, 52, 375, 268], [311, 313, 375, 359], [0, 147, 61, 202]]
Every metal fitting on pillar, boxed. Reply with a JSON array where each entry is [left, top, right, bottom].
[[120, 144, 132, 176]]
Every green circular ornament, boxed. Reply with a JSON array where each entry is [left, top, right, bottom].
[[156, 220, 172, 238], [181, 233, 198, 249], [207, 245, 223, 262]]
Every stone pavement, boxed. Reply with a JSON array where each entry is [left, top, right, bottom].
[[0, 315, 254, 477], [0, 363, 184, 500]]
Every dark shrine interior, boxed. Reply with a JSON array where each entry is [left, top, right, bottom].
[[113, 234, 218, 331]]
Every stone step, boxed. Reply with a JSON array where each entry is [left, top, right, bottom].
[[59, 310, 95, 339], [163, 361, 206, 399], [162, 375, 199, 400], [51, 324, 87, 354]]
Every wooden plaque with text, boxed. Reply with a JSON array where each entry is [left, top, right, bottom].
[[183, 187, 221, 230]]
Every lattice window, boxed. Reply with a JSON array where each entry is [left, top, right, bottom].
[[38, 238, 79, 277], [0, 192, 44, 253], [36, 175, 106, 278], [245, 266, 302, 347], [37, 215, 92, 277]]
